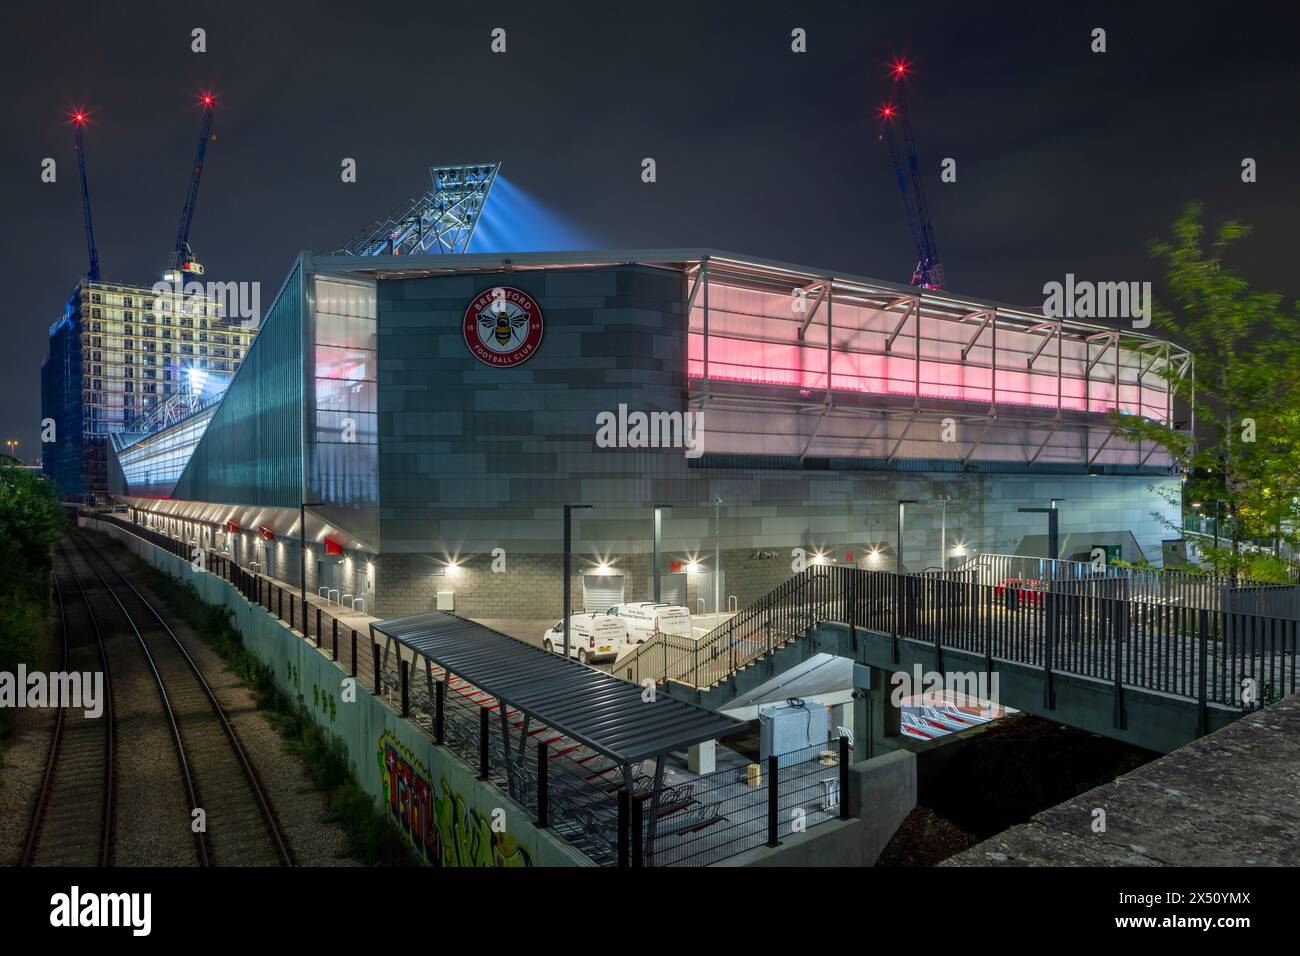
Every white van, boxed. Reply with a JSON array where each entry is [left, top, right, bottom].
[[541, 615, 627, 664], [603, 602, 692, 644]]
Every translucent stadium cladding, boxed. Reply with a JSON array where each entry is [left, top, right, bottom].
[[110, 249, 1188, 553], [330, 249, 1190, 472]]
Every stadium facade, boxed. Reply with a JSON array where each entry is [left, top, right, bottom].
[[107, 249, 1192, 619]]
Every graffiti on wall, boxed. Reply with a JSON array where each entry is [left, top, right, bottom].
[[378, 731, 532, 867]]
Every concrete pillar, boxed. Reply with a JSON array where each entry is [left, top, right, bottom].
[[688, 739, 716, 774], [829, 701, 852, 749], [853, 664, 902, 759]]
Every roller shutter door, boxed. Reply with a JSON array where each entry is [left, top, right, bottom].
[[583, 575, 625, 612]]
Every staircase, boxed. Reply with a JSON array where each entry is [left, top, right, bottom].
[[614, 567, 856, 706]]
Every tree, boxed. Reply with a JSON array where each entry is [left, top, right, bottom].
[[0, 466, 65, 738], [1112, 203, 1300, 576]]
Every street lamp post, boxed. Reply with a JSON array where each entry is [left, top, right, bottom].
[[563, 504, 592, 660], [896, 500, 917, 574], [300, 500, 325, 615], [1018, 499, 1064, 578], [652, 504, 671, 603], [938, 493, 952, 572], [713, 495, 722, 614]]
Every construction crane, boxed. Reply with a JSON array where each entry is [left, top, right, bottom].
[[71, 110, 101, 282], [164, 92, 216, 282], [878, 59, 945, 291]]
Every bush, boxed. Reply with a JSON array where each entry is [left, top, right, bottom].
[[0, 594, 47, 738], [0, 468, 64, 740]]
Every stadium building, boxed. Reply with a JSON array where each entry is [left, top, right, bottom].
[[107, 245, 1193, 620]]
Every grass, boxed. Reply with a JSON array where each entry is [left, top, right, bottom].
[[88, 530, 413, 866]]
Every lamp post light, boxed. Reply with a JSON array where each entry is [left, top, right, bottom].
[[1018, 499, 1064, 579], [937, 493, 952, 572], [896, 500, 917, 574], [712, 495, 723, 614], [652, 504, 671, 603], [300, 500, 325, 614], [563, 504, 592, 660]]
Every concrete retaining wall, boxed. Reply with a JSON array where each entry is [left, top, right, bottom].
[[716, 750, 916, 867], [84, 516, 591, 868]]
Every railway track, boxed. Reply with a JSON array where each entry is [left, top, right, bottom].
[[20, 543, 116, 867], [61, 529, 294, 867]]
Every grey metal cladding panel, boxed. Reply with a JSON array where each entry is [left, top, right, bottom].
[[578, 330, 663, 359], [379, 265, 691, 514], [545, 269, 618, 298], [614, 266, 689, 303], [585, 306, 683, 328], [401, 276, 478, 299], [481, 451, 558, 473]]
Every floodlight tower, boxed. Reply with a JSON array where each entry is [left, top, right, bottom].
[[72, 110, 101, 282], [335, 162, 501, 256], [165, 92, 216, 283], [878, 59, 945, 290]]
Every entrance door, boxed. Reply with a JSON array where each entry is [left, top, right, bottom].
[[653, 572, 688, 607], [694, 572, 726, 614], [317, 559, 337, 597]]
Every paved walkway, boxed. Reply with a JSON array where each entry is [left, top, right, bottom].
[[944, 693, 1300, 866], [253, 569, 379, 634]]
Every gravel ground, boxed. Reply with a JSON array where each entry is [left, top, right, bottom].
[[0, 702, 56, 866], [105, 546, 357, 866], [5, 536, 361, 868], [81, 564, 196, 866]]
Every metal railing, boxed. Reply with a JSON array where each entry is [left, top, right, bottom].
[[647, 738, 851, 867], [84, 511, 843, 867], [949, 552, 1300, 618], [87, 512, 376, 691], [620, 564, 1298, 713], [374, 633, 849, 867]]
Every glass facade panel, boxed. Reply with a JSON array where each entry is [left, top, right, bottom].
[[687, 281, 1171, 423], [309, 275, 378, 547], [171, 264, 304, 507]]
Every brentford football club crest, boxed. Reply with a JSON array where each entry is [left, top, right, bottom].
[[463, 286, 544, 368]]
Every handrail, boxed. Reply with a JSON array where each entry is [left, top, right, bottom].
[[619, 562, 1298, 708]]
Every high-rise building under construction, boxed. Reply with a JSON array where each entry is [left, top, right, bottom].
[[41, 278, 258, 500]]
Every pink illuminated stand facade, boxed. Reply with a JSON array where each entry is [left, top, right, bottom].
[[686, 256, 1189, 471]]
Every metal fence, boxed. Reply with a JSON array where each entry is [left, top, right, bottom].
[[648, 739, 850, 867], [619, 564, 1299, 713], [366, 632, 849, 867], [85, 510, 844, 867], [949, 552, 1300, 618]]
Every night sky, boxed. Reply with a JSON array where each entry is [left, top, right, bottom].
[[2, 0, 1296, 455]]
